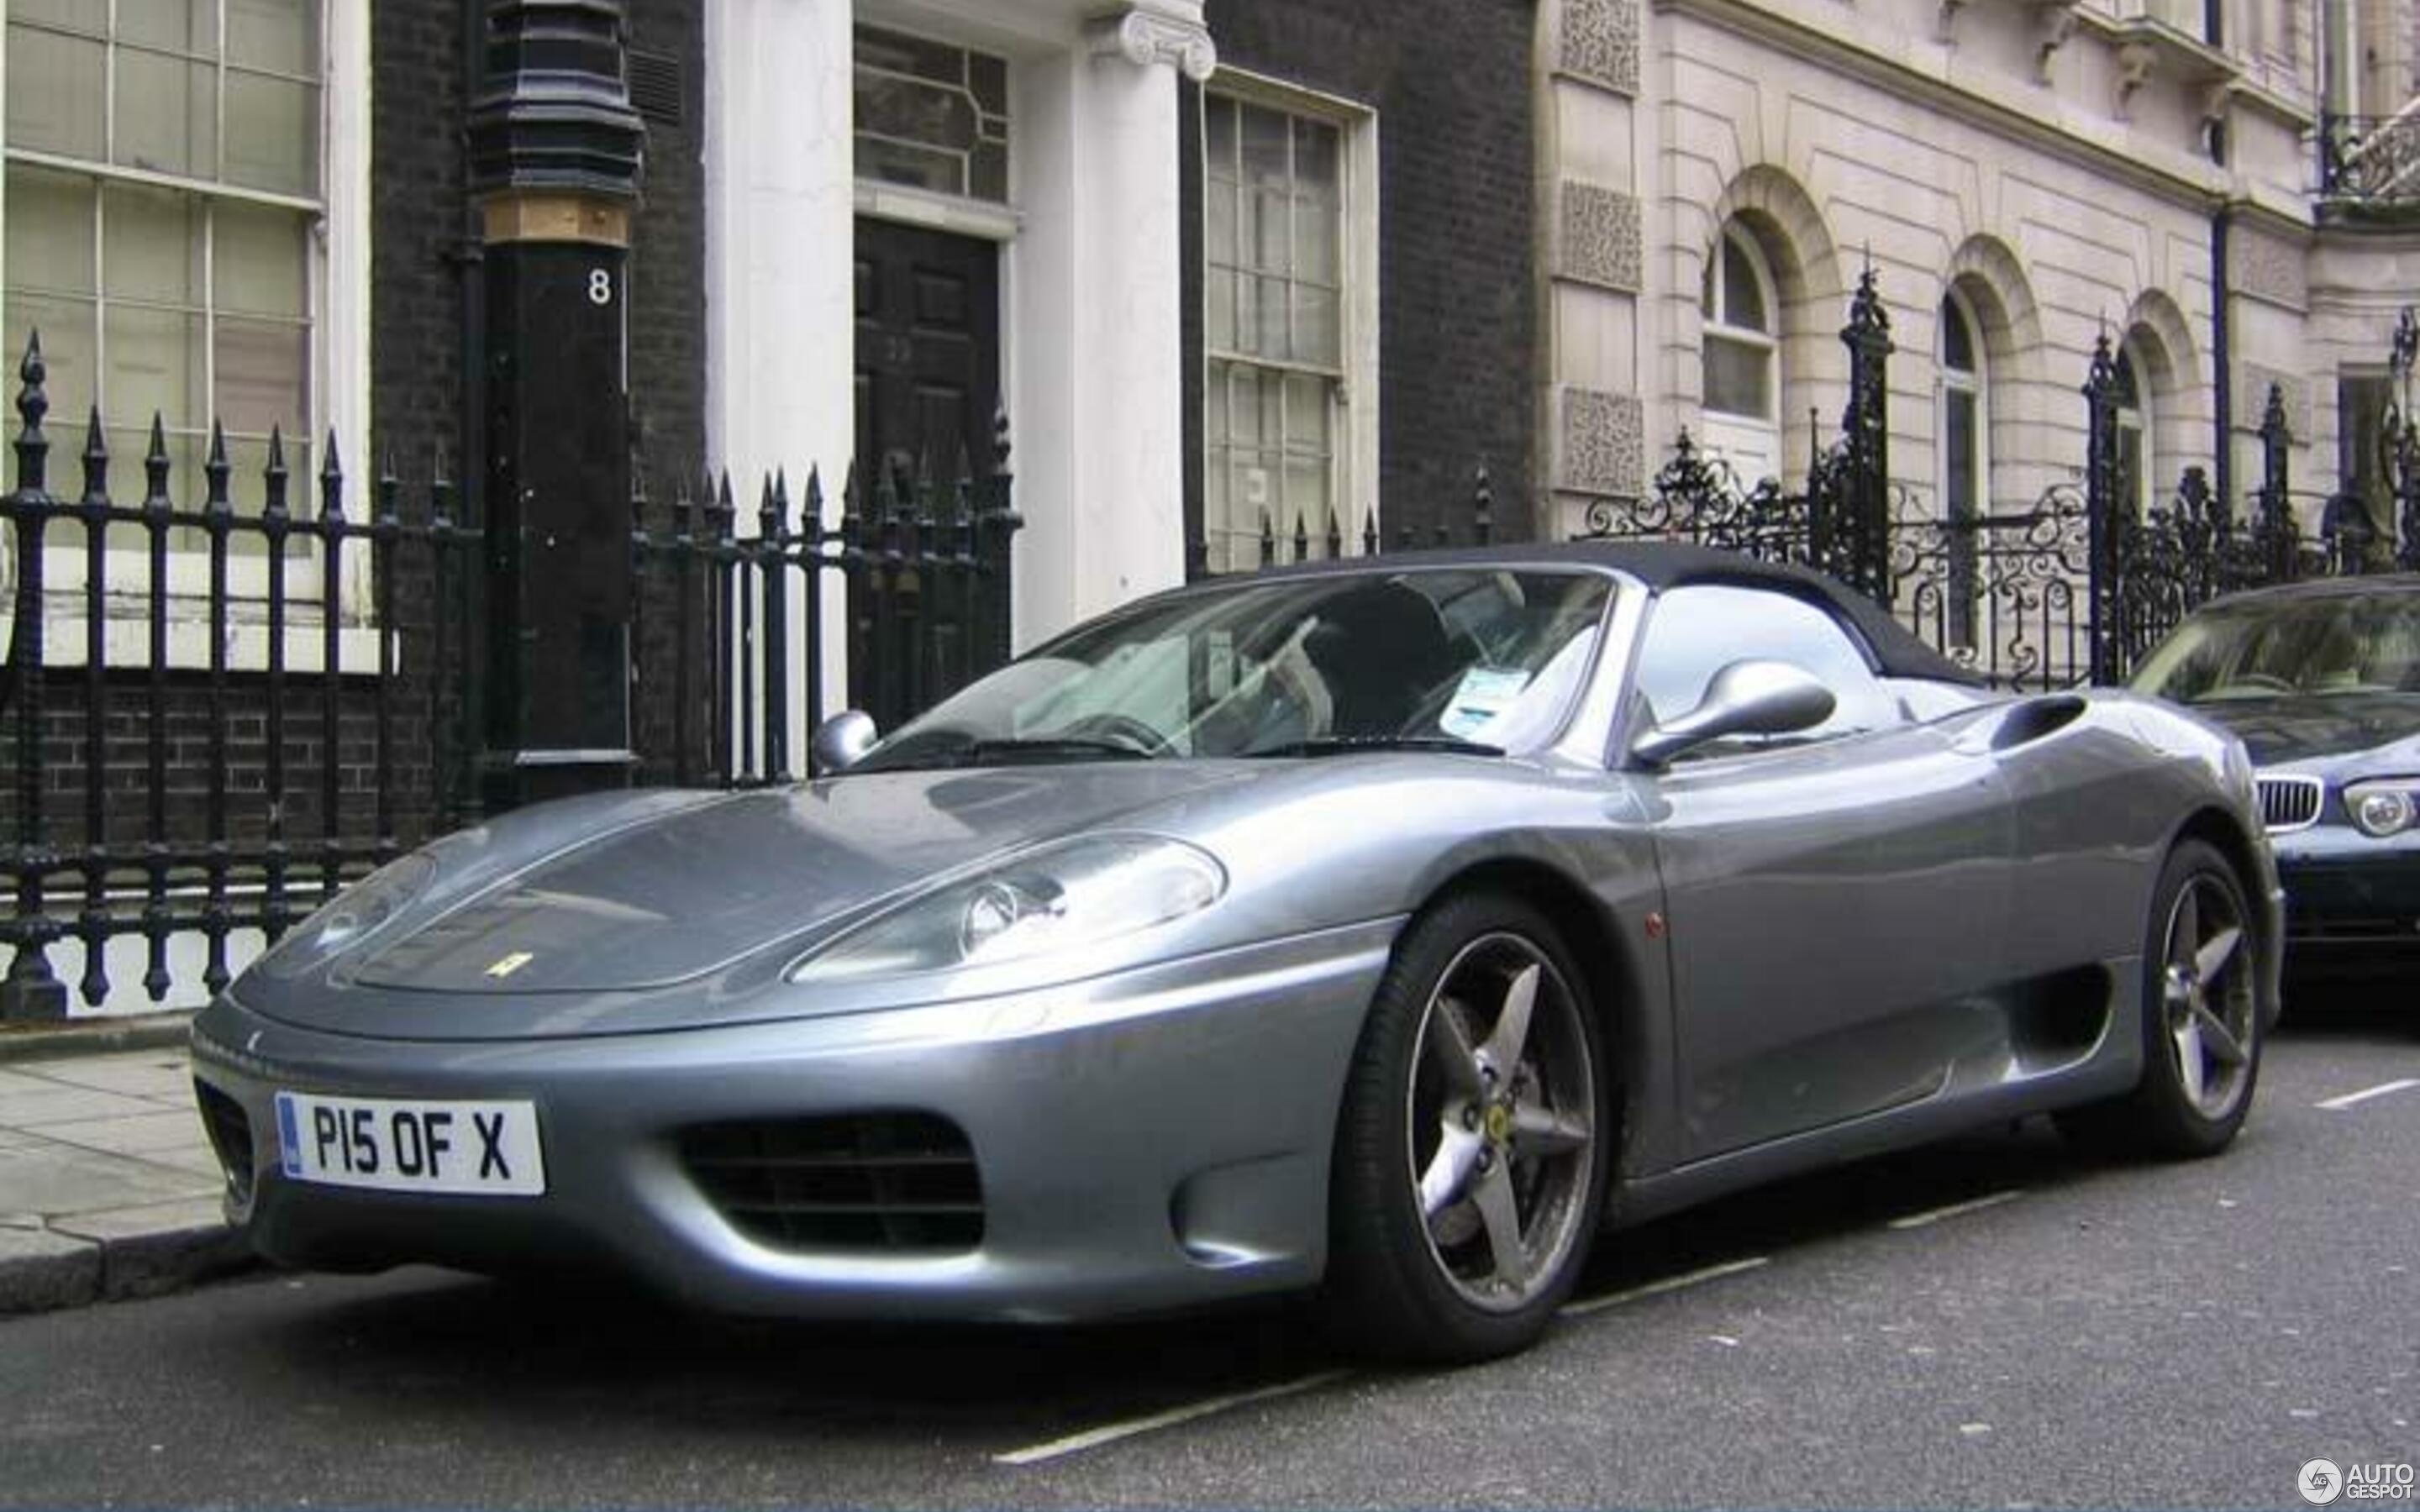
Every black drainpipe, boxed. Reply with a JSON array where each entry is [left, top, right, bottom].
[[457, 0, 489, 528], [2207, 0, 2233, 509]]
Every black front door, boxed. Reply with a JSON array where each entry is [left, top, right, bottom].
[[852, 218, 1002, 726]]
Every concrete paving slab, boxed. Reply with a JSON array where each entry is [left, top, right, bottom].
[[0, 1143, 219, 1219], [129, 1146, 230, 1180], [35, 1109, 208, 1157], [0, 1084, 160, 1128], [18, 1056, 193, 1100], [50, 1196, 228, 1244]]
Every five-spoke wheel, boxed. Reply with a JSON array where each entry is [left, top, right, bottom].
[[2057, 838, 2262, 1158], [1328, 893, 1608, 1362]]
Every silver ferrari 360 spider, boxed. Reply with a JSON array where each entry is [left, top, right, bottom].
[[190, 543, 2280, 1362]]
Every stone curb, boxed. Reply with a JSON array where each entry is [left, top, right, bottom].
[[0, 1215, 256, 1316], [0, 1012, 195, 1065]]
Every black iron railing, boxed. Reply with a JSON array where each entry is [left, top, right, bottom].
[[1, 337, 484, 1020], [626, 426, 1020, 785]]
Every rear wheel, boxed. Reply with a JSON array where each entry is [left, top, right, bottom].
[[2057, 839, 2261, 1158], [1325, 893, 1609, 1363]]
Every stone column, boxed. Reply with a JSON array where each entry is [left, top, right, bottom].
[[468, 0, 646, 809], [1013, 1, 1213, 646]]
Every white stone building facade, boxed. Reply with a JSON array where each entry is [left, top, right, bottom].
[[1537, 0, 2420, 544]]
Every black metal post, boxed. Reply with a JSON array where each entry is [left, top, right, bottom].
[[470, 0, 646, 809], [1838, 267, 1894, 602], [2391, 308, 2420, 571], [2084, 333, 2121, 685], [2256, 381, 2296, 578], [1, 339, 66, 1021]]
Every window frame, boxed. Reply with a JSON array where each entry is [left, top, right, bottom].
[[1196, 69, 1376, 575], [1936, 290, 1986, 648], [2113, 344, 2152, 519], [1698, 223, 1781, 481], [0, 0, 373, 673]]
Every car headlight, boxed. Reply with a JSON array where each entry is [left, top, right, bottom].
[[788, 835, 1226, 983], [250, 853, 439, 979], [2346, 780, 2420, 839]]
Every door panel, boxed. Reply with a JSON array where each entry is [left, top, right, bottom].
[[853, 219, 997, 489], [1655, 727, 2015, 1160], [852, 219, 1001, 726]]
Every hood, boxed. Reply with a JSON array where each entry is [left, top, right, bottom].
[[334, 763, 1257, 998], [2181, 693, 2420, 770]]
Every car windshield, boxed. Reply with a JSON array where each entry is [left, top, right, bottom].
[[2131, 588, 2420, 704], [855, 567, 1615, 769]]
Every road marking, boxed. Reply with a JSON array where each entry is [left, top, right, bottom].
[[1560, 1256, 1770, 1317], [2315, 1078, 2420, 1111], [991, 1370, 1352, 1467], [1886, 1189, 2025, 1230]]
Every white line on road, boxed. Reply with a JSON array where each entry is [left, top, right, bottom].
[[991, 1369, 1353, 1467], [1560, 1256, 1771, 1317], [2315, 1078, 2420, 1111], [1886, 1189, 2025, 1230]]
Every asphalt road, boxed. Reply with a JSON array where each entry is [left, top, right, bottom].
[[3, 1005, 2414, 1509]]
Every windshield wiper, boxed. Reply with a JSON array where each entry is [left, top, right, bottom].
[[1241, 735, 1503, 759]]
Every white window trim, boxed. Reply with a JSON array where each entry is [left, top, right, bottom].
[[1, 0, 376, 675], [2115, 346, 2153, 518], [1936, 289, 1986, 518], [1699, 223, 1781, 481], [1199, 67, 1378, 559]]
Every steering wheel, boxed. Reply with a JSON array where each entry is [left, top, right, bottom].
[[2223, 673, 2294, 693], [1059, 712, 1170, 755]]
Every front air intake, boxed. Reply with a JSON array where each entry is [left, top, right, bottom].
[[681, 1112, 984, 1254]]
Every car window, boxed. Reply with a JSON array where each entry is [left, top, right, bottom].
[[857, 568, 1615, 768], [2132, 590, 2420, 702], [1632, 583, 1901, 752]]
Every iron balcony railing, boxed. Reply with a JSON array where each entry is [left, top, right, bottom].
[[2322, 97, 2420, 208]]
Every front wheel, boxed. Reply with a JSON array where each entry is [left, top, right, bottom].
[[1325, 893, 1610, 1363], [2057, 839, 2262, 1158]]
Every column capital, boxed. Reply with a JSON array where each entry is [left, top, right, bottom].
[[1089, 1, 1217, 82]]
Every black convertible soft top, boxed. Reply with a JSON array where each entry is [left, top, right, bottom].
[[1200, 539, 1989, 688]]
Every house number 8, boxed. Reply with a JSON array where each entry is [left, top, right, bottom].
[[587, 269, 613, 306]]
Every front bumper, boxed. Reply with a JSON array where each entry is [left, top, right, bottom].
[[2271, 827, 2420, 981], [189, 921, 1394, 1322]]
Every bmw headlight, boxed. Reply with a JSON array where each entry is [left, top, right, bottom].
[[788, 836, 1226, 983], [251, 853, 439, 979], [2346, 779, 2420, 839]]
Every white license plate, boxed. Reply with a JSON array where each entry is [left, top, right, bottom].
[[275, 1092, 545, 1196]]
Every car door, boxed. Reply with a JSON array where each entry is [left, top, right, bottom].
[[1631, 583, 2016, 1161]]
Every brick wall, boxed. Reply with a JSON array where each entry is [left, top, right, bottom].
[[1193, 0, 1541, 546]]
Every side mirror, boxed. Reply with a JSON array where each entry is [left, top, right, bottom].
[[1631, 659, 1835, 768], [810, 710, 879, 775]]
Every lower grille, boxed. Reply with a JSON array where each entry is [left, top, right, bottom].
[[681, 1112, 983, 1254], [2257, 773, 2323, 832], [194, 1081, 255, 1205]]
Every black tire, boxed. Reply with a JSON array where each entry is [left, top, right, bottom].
[[2055, 839, 2262, 1158], [1324, 891, 1611, 1364]]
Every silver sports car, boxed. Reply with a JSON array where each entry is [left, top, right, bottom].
[[190, 543, 2281, 1362]]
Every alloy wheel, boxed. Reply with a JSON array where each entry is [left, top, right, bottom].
[[2159, 869, 2256, 1122], [1403, 932, 1597, 1314]]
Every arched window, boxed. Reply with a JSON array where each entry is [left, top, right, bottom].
[[1700, 224, 1781, 480], [2113, 346, 2149, 517], [1937, 293, 1985, 647]]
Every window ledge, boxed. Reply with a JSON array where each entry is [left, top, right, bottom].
[[3, 605, 392, 676]]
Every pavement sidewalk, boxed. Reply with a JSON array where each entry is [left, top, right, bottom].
[[0, 1016, 254, 1315]]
